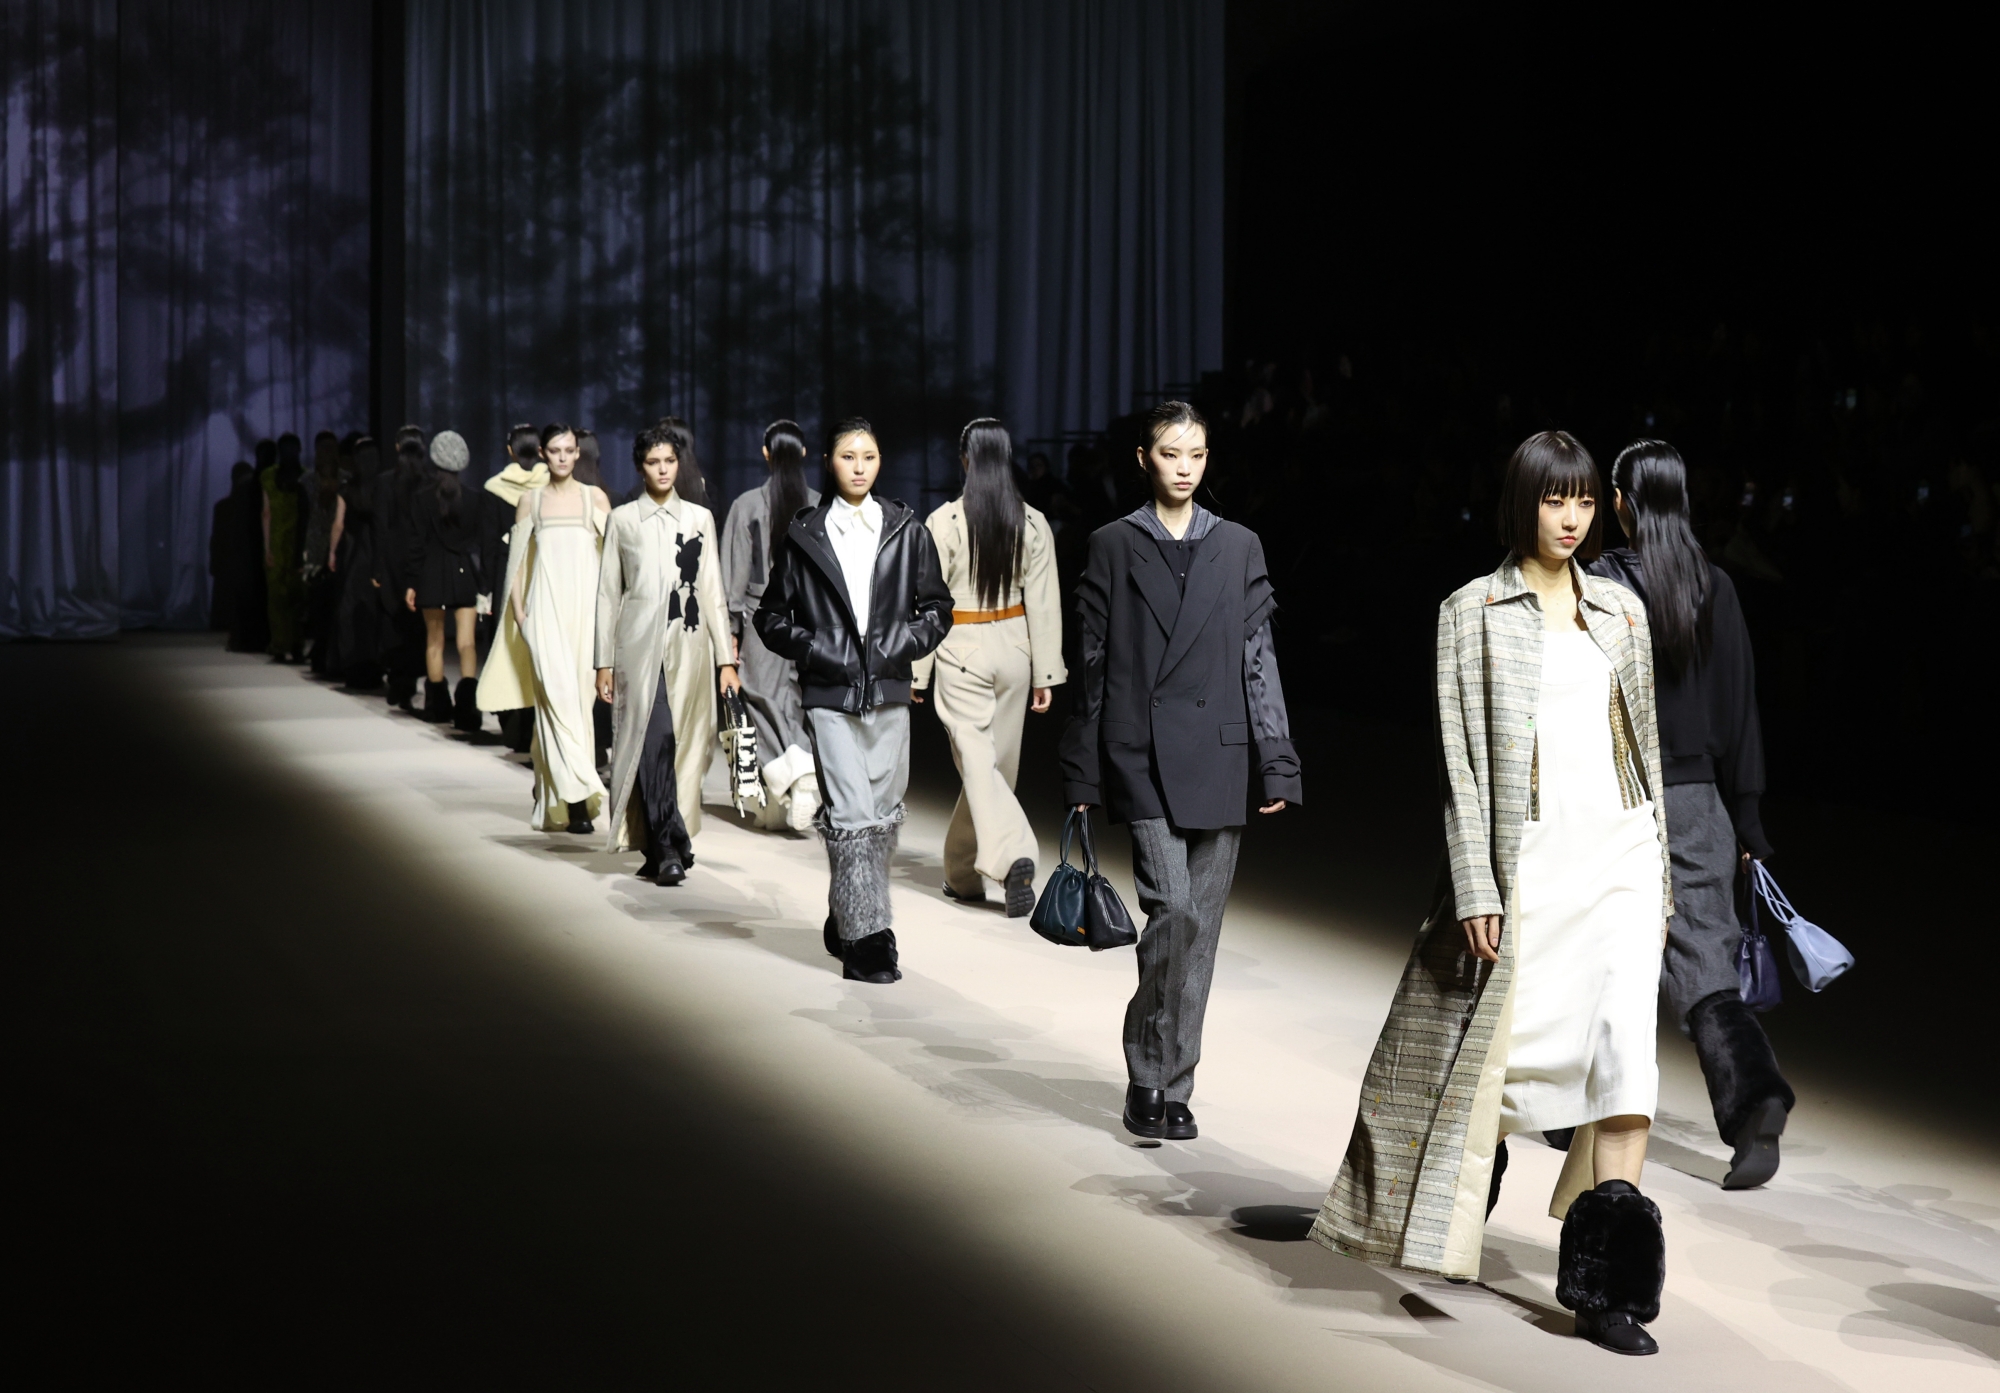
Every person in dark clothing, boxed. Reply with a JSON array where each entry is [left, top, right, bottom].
[[403, 430, 483, 730], [1060, 400, 1302, 1143], [755, 417, 954, 984], [211, 461, 255, 636], [262, 433, 309, 663], [375, 430, 430, 712], [335, 436, 385, 690], [305, 431, 345, 676], [1589, 438, 1794, 1190]]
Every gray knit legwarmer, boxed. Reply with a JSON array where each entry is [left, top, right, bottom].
[[820, 810, 901, 942]]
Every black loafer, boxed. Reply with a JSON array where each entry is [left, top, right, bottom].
[[941, 881, 986, 904], [567, 801, 594, 835], [1723, 1095, 1787, 1190], [1122, 1085, 1166, 1139], [1003, 858, 1035, 918], [823, 916, 842, 960], [842, 928, 901, 984], [1575, 1310, 1659, 1356], [655, 859, 686, 886], [1163, 1101, 1198, 1141]]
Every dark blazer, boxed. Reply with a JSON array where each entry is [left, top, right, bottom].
[[753, 496, 953, 713], [1060, 511, 1302, 829]]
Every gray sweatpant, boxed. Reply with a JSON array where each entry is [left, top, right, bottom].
[[1662, 781, 1747, 1030], [1123, 818, 1243, 1103]]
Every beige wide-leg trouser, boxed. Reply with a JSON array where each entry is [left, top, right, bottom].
[[931, 617, 1038, 892]]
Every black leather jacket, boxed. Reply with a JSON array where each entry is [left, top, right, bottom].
[[753, 496, 953, 712]]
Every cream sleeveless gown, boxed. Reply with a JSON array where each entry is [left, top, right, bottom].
[[1502, 628, 1663, 1133], [524, 498, 606, 831]]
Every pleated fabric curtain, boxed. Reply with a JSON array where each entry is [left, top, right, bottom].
[[1, 0, 372, 638], [403, 0, 1223, 510]]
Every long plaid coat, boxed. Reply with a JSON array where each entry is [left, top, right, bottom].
[[1310, 559, 1671, 1278]]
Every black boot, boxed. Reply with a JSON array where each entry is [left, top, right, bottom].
[[1122, 1084, 1166, 1139], [422, 679, 451, 723], [1689, 990, 1795, 1189], [567, 800, 594, 835], [1003, 857, 1036, 918], [823, 916, 843, 960], [387, 673, 417, 711], [842, 928, 900, 984], [1487, 1136, 1510, 1218], [453, 677, 481, 733], [1558, 1180, 1664, 1355], [500, 707, 535, 753]]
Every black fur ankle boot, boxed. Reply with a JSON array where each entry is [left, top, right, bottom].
[[421, 679, 451, 723], [1689, 990, 1795, 1189], [453, 677, 481, 733], [387, 673, 417, 710], [1558, 1180, 1664, 1355]]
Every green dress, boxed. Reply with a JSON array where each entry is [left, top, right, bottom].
[[262, 467, 305, 657]]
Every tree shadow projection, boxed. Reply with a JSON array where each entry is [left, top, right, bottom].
[[408, 17, 989, 507]]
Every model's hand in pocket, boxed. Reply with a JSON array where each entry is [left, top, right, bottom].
[[1462, 914, 1502, 964]]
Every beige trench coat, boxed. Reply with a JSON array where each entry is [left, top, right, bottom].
[[594, 491, 731, 851], [1309, 559, 1671, 1278]]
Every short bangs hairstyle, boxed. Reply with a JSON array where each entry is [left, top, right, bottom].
[[1497, 429, 1605, 562]]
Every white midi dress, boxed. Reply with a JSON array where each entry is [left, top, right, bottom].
[[1501, 628, 1663, 1134], [523, 499, 606, 831]]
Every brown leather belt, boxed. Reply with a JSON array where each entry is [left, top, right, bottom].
[[951, 603, 1026, 624]]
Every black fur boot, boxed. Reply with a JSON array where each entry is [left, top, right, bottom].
[[421, 679, 451, 723], [453, 677, 481, 733], [842, 928, 901, 984], [1487, 1136, 1509, 1218], [1688, 990, 1795, 1189], [387, 673, 417, 711], [1558, 1180, 1664, 1355]]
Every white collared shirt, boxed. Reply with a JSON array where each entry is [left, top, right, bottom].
[[825, 493, 882, 637]]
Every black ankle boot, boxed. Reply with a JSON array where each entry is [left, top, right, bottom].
[[387, 673, 417, 710], [567, 800, 594, 834], [823, 916, 842, 960], [842, 928, 900, 984], [1689, 990, 1795, 1189], [1558, 1180, 1664, 1355], [453, 677, 481, 733], [1487, 1136, 1509, 1218], [1122, 1084, 1166, 1139], [421, 679, 451, 723]]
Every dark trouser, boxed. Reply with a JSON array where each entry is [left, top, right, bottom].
[[638, 671, 692, 867], [1663, 781, 1793, 1141], [1123, 818, 1242, 1103]]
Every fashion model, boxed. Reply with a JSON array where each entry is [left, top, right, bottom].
[[1059, 400, 1301, 1143], [911, 418, 1066, 916], [261, 432, 307, 663], [594, 423, 738, 884], [374, 428, 431, 712], [720, 419, 822, 830], [1590, 439, 1791, 1188], [403, 430, 484, 730], [1311, 431, 1673, 1355], [476, 424, 548, 753], [754, 417, 953, 983], [333, 436, 384, 690], [502, 422, 610, 833]]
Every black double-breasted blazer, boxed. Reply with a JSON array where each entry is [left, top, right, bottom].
[[1060, 510, 1302, 829]]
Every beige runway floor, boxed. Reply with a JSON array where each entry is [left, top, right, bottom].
[[26, 637, 1996, 1390]]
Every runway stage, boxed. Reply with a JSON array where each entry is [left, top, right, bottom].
[[12, 637, 1997, 1389]]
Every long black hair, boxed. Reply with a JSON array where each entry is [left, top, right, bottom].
[[1612, 439, 1711, 678], [656, 417, 709, 508], [763, 419, 809, 566], [573, 428, 602, 488], [958, 417, 1025, 608]]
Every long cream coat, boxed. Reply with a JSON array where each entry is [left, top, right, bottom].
[[474, 462, 549, 713], [1309, 559, 1671, 1278], [594, 491, 731, 851]]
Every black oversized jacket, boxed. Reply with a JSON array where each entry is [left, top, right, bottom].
[[1587, 547, 1771, 857], [753, 496, 953, 713], [1060, 507, 1302, 829]]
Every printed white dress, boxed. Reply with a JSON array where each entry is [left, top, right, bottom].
[[1502, 628, 1664, 1133]]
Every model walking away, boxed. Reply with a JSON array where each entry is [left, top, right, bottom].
[[402, 430, 484, 730], [261, 432, 308, 663], [333, 436, 384, 690], [304, 431, 345, 676], [1590, 439, 1790, 1189], [476, 424, 549, 752], [374, 428, 431, 711], [755, 417, 953, 983], [1059, 400, 1301, 1143], [1311, 431, 1672, 1355], [503, 422, 610, 833], [721, 420, 822, 830], [595, 423, 738, 884], [912, 418, 1066, 915]]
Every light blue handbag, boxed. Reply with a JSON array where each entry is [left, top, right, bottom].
[[1751, 861, 1855, 992]]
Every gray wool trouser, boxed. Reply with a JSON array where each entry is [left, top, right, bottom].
[[1662, 781, 1749, 1030], [807, 705, 909, 942], [1123, 818, 1243, 1103]]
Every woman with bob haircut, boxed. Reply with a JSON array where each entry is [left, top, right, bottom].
[[1590, 440, 1791, 1189], [1311, 430, 1675, 1356]]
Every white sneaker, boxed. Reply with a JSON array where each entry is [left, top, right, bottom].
[[786, 774, 821, 833]]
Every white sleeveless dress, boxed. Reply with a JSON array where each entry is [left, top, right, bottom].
[[1502, 628, 1663, 1133], [524, 493, 606, 830]]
